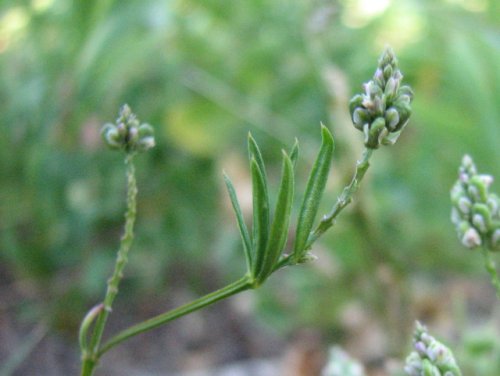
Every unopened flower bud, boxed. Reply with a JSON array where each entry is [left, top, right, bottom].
[[101, 104, 156, 153], [467, 185, 481, 203], [365, 117, 385, 149], [478, 174, 494, 187], [383, 65, 393, 81], [137, 136, 155, 152], [461, 155, 475, 173], [385, 108, 400, 131], [352, 108, 371, 130], [384, 76, 399, 99], [462, 227, 482, 248], [128, 127, 139, 143], [457, 197, 471, 214], [472, 214, 487, 233], [469, 175, 489, 202], [103, 127, 122, 149], [487, 195, 499, 215]]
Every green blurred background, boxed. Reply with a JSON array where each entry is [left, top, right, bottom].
[[1, 0, 499, 374]]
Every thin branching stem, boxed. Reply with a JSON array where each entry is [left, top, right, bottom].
[[81, 153, 137, 376], [306, 147, 373, 248], [98, 276, 253, 357]]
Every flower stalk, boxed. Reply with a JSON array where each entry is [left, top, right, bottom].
[[80, 105, 154, 376], [306, 147, 373, 249]]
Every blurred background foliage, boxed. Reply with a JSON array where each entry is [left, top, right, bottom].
[[0, 0, 499, 374]]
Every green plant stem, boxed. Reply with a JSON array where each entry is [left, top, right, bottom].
[[81, 153, 137, 376], [481, 247, 500, 300], [98, 276, 253, 357], [306, 147, 373, 248]]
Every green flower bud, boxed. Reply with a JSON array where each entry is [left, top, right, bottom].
[[472, 214, 487, 233], [101, 104, 156, 153], [457, 197, 471, 215], [349, 94, 364, 116], [385, 107, 400, 131], [352, 108, 371, 130], [101, 124, 122, 149], [487, 194, 499, 215], [364, 117, 385, 149], [116, 122, 127, 137], [462, 224, 482, 248], [391, 99, 412, 131], [128, 126, 139, 144], [398, 85, 414, 102], [472, 203, 491, 229], [136, 136, 155, 152], [469, 175, 489, 202], [138, 123, 154, 138], [384, 76, 399, 99], [383, 65, 393, 81]]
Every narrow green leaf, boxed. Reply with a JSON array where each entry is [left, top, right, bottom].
[[248, 133, 268, 192], [256, 152, 294, 282], [250, 158, 270, 279], [292, 125, 334, 262], [289, 138, 299, 168], [223, 173, 253, 272]]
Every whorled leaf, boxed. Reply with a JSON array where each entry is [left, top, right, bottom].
[[223, 173, 253, 272], [292, 125, 334, 262], [256, 151, 294, 283]]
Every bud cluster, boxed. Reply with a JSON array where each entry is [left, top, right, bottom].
[[322, 346, 365, 376], [450, 155, 500, 251], [101, 104, 155, 153], [404, 322, 462, 376], [349, 47, 413, 149]]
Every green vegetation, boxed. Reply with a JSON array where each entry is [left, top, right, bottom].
[[0, 1, 499, 375]]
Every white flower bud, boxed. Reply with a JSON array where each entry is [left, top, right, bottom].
[[457, 196, 472, 214], [385, 107, 400, 130], [462, 227, 482, 248], [117, 122, 127, 136], [478, 174, 494, 187], [137, 136, 155, 151], [467, 185, 480, 202], [457, 197, 471, 214], [384, 76, 399, 98], [487, 196, 499, 215], [374, 68, 384, 82], [128, 127, 139, 145], [461, 154, 474, 170]]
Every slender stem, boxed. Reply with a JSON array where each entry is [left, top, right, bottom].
[[306, 148, 373, 248], [481, 247, 500, 300], [81, 153, 137, 376], [98, 276, 253, 357]]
